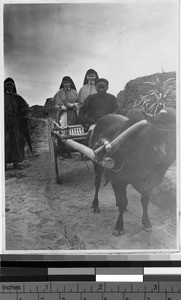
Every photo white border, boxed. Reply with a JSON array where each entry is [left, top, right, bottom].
[[1, 0, 180, 258]]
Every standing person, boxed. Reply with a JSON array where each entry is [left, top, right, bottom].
[[77, 69, 99, 106], [4, 77, 31, 170], [78, 78, 121, 132], [53, 76, 78, 127]]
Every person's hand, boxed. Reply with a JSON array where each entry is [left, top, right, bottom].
[[66, 103, 74, 108], [61, 106, 67, 111]]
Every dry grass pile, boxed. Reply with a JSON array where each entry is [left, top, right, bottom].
[[117, 71, 176, 115]]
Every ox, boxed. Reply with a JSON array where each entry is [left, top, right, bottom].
[[90, 107, 176, 236]]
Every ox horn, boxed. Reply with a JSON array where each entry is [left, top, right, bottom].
[[53, 132, 115, 169], [95, 120, 148, 158]]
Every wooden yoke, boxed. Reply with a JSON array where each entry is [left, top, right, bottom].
[[52, 120, 115, 169], [94, 120, 148, 161], [53, 132, 115, 169]]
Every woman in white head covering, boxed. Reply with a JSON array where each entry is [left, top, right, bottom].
[[77, 69, 99, 106]]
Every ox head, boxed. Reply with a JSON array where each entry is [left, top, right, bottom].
[[113, 107, 176, 153], [137, 107, 176, 149], [128, 107, 176, 129]]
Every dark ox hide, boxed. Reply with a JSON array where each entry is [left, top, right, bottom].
[[90, 107, 176, 236]]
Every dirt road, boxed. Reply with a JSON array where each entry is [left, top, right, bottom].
[[5, 118, 177, 252]]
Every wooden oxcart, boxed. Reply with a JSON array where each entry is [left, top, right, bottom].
[[48, 118, 147, 184], [48, 120, 115, 183], [48, 120, 89, 183]]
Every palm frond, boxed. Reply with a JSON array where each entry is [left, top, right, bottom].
[[165, 77, 175, 84], [141, 75, 176, 113], [123, 74, 176, 116], [141, 98, 153, 106]]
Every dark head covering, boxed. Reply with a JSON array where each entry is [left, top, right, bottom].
[[83, 69, 99, 85], [95, 78, 109, 87], [4, 77, 17, 93], [59, 76, 77, 90]]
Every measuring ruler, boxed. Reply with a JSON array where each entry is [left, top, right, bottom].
[[0, 281, 181, 300]]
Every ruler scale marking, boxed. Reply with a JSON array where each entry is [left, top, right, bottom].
[[0, 273, 181, 299]]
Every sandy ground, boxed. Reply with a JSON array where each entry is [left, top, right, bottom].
[[5, 117, 177, 252]]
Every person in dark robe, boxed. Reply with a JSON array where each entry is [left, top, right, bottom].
[[4, 77, 31, 170], [78, 78, 121, 132]]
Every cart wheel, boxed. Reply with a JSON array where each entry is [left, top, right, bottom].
[[48, 118, 60, 183]]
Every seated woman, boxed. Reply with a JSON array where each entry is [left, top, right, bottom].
[[77, 69, 99, 107], [52, 76, 79, 127]]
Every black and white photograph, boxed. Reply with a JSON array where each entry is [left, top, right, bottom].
[[3, 0, 179, 252]]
